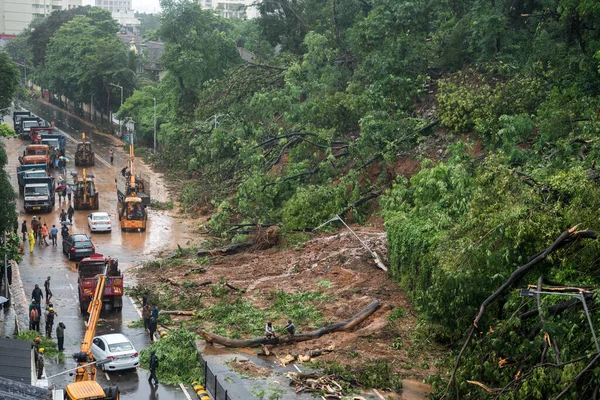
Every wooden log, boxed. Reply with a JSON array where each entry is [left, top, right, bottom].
[[160, 310, 196, 316], [197, 242, 252, 257], [202, 300, 380, 348]]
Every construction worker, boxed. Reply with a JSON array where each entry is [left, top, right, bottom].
[[265, 321, 276, 340], [284, 319, 296, 336], [56, 321, 66, 351], [28, 229, 35, 253], [45, 307, 55, 338], [149, 316, 158, 343], [30, 305, 40, 332], [41, 224, 49, 246], [142, 304, 151, 333], [37, 348, 44, 379]]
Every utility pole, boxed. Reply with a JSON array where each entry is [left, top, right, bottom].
[[109, 83, 123, 137], [153, 97, 157, 153]]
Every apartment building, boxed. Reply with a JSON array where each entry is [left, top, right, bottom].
[[198, 0, 258, 19], [0, 0, 82, 35]]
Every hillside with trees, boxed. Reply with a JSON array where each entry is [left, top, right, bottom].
[[7, 0, 600, 397]]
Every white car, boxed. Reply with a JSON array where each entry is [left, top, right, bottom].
[[91, 333, 139, 372], [88, 212, 112, 232]]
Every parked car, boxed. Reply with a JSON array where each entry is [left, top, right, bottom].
[[88, 212, 112, 232], [91, 333, 139, 372], [62, 233, 95, 261]]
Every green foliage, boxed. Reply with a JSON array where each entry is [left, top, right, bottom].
[[387, 307, 406, 321], [313, 359, 403, 392], [17, 330, 58, 357], [0, 125, 17, 138], [149, 200, 174, 210], [0, 53, 20, 112], [140, 329, 203, 385]]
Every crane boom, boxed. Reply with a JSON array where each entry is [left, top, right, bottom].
[[65, 266, 111, 399]]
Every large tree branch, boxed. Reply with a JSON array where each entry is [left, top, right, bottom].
[[201, 300, 380, 347]]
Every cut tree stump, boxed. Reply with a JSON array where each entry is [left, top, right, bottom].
[[202, 300, 380, 347]]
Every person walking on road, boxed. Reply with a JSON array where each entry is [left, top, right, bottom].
[[56, 321, 66, 351], [142, 304, 151, 333], [142, 292, 148, 307], [44, 277, 52, 304], [148, 350, 159, 386], [149, 316, 158, 342], [50, 225, 58, 246], [109, 149, 114, 165], [31, 217, 39, 240], [37, 224, 44, 247], [28, 229, 35, 253], [21, 220, 27, 241], [41, 224, 49, 246], [59, 210, 67, 223], [32, 284, 43, 307], [66, 185, 72, 203], [67, 205, 74, 223], [61, 225, 69, 241]]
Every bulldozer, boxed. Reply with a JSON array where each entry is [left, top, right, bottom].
[[75, 132, 95, 166], [73, 169, 99, 210]]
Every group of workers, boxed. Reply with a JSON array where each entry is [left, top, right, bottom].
[[265, 319, 296, 340], [21, 216, 69, 253]]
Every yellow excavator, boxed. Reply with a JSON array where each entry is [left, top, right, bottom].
[[75, 132, 95, 166], [73, 168, 99, 210], [64, 266, 120, 400], [116, 138, 147, 231]]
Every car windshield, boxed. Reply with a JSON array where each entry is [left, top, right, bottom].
[[74, 240, 92, 248], [108, 342, 133, 353], [94, 215, 109, 221], [24, 121, 39, 128], [25, 186, 48, 195]]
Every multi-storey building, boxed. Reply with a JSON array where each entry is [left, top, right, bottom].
[[198, 0, 258, 19], [0, 0, 82, 34], [94, 0, 130, 13]]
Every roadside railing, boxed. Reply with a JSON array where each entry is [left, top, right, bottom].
[[198, 352, 233, 400]]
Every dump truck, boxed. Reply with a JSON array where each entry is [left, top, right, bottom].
[[18, 117, 41, 139], [13, 111, 31, 133], [73, 169, 99, 210], [18, 168, 48, 194], [75, 132, 95, 166], [77, 254, 123, 313], [21, 144, 51, 168], [39, 132, 66, 156], [30, 127, 54, 144], [16, 163, 47, 193], [23, 176, 55, 213]]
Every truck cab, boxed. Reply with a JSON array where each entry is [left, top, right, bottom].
[[77, 254, 122, 313], [24, 179, 55, 213], [19, 117, 41, 139], [30, 127, 54, 144], [16, 163, 47, 192]]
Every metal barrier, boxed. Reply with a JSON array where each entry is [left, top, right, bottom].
[[199, 352, 231, 400]]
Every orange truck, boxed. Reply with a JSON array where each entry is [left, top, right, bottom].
[[21, 144, 51, 168], [77, 254, 123, 313]]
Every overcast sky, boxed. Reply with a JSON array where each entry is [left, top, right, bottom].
[[82, 0, 162, 14]]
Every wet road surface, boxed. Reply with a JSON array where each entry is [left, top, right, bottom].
[[2, 102, 194, 399]]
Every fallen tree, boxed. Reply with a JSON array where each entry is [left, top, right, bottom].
[[201, 300, 380, 347]]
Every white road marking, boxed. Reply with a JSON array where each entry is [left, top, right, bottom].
[[65, 274, 69, 279], [104, 372, 110, 381], [180, 383, 193, 400], [69, 283, 73, 291], [55, 128, 112, 168], [294, 365, 302, 372]]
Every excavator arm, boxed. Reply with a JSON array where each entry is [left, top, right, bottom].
[[65, 267, 112, 399]]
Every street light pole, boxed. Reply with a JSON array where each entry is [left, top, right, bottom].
[[109, 83, 123, 137]]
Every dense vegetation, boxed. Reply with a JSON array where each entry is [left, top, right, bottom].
[[7, 0, 600, 397]]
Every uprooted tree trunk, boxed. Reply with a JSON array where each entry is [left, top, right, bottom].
[[442, 226, 598, 399], [201, 300, 380, 348]]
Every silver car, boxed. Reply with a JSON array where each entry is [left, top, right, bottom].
[[91, 333, 139, 372], [88, 212, 112, 232]]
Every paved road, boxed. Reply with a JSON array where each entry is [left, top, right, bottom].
[[2, 102, 192, 399]]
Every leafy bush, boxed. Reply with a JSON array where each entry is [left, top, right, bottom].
[[140, 329, 203, 384]]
